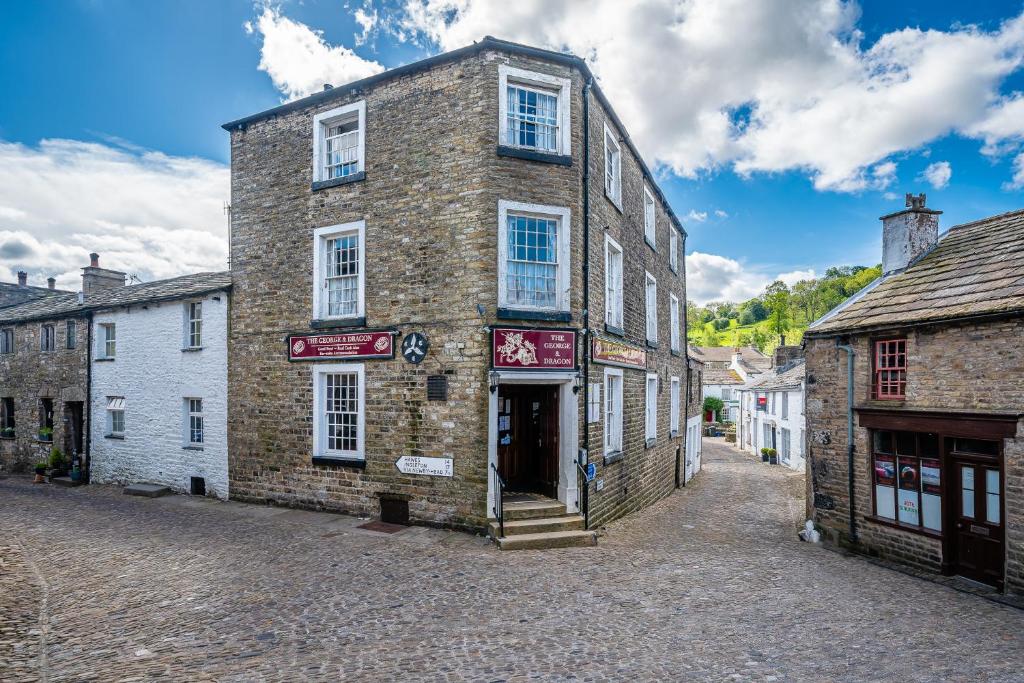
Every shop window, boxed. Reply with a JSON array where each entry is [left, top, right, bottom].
[[874, 338, 906, 399], [872, 429, 941, 532]]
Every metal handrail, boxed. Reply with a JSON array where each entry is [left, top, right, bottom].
[[576, 462, 590, 530], [490, 462, 506, 538]]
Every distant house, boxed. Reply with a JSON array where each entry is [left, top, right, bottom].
[[737, 346, 805, 470], [690, 345, 771, 421], [804, 194, 1024, 594]]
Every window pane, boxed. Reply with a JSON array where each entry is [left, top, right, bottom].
[[895, 431, 916, 456], [507, 85, 558, 152], [506, 215, 558, 308], [961, 466, 975, 518], [325, 372, 359, 453], [325, 234, 360, 316], [986, 469, 1000, 525], [953, 438, 999, 456], [873, 431, 893, 454], [324, 117, 360, 178]]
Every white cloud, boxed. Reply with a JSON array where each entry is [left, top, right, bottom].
[[686, 209, 708, 222], [687, 252, 821, 304], [777, 269, 817, 286], [248, 6, 384, 101], [388, 1, 1024, 192], [714, 209, 728, 219], [1007, 152, 1024, 190], [0, 138, 228, 290], [919, 160, 952, 189], [354, 7, 379, 46]]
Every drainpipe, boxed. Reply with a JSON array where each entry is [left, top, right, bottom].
[[835, 339, 858, 544], [581, 76, 593, 495], [84, 311, 93, 483], [681, 232, 689, 487]]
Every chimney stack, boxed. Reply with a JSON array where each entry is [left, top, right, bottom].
[[773, 345, 804, 371], [17, 271, 27, 287], [47, 277, 56, 290], [880, 193, 941, 274], [81, 252, 127, 297]]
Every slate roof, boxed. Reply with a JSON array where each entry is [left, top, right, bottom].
[[0, 282, 69, 309], [808, 209, 1024, 336], [0, 272, 232, 324], [702, 367, 745, 385], [745, 361, 805, 391], [688, 345, 769, 365]]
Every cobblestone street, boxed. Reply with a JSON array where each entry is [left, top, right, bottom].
[[2, 439, 1023, 682]]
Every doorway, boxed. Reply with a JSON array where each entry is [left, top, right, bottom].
[[947, 438, 1004, 590], [63, 401, 84, 461], [496, 384, 559, 498]]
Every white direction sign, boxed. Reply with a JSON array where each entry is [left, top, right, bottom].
[[395, 455, 453, 477]]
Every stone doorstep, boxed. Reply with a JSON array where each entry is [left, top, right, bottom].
[[496, 529, 598, 551], [50, 476, 84, 488], [488, 514, 585, 537], [122, 483, 172, 498]]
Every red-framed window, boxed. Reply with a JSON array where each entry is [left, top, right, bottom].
[[874, 338, 907, 399]]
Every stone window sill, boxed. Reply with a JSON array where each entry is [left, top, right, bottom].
[[104, 434, 125, 440], [182, 347, 203, 353], [864, 514, 943, 540], [646, 341, 660, 350], [310, 317, 366, 330], [95, 357, 115, 363], [604, 190, 623, 213], [311, 171, 365, 192], [603, 450, 625, 466], [670, 430, 679, 439], [604, 323, 625, 338], [312, 456, 366, 469], [496, 145, 572, 166], [671, 349, 682, 357], [34, 438, 53, 444], [0, 435, 14, 441], [646, 238, 657, 252], [182, 445, 204, 451], [496, 308, 571, 323], [645, 437, 657, 449]]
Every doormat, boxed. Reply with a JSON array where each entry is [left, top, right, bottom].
[[357, 520, 407, 534]]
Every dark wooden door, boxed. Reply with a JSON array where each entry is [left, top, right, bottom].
[[948, 443, 1004, 589], [496, 385, 559, 497]]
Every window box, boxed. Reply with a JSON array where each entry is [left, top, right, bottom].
[[498, 65, 571, 158], [312, 101, 365, 187], [497, 200, 571, 315]]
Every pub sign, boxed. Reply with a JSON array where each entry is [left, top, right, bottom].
[[288, 331, 396, 361], [491, 327, 577, 370], [591, 337, 646, 370]]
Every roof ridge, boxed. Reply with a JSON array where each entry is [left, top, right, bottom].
[[946, 207, 1024, 233]]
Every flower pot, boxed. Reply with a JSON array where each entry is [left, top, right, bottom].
[[761, 453, 769, 462], [769, 456, 779, 465], [33, 473, 45, 484]]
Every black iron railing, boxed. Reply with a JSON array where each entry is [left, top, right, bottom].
[[491, 462, 506, 538], [576, 461, 590, 530]]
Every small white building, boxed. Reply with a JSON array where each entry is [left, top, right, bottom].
[[684, 357, 703, 483], [690, 345, 771, 422], [89, 272, 231, 498], [737, 349, 806, 471]]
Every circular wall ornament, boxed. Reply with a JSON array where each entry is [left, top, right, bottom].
[[401, 332, 429, 365]]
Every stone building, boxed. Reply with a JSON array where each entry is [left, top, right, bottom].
[[691, 345, 771, 421], [223, 36, 692, 544], [684, 357, 704, 483], [737, 346, 806, 471], [0, 271, 68, 308], [804, 195, 1024, 594]]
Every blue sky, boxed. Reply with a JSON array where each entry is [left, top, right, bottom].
[[1, 1, 1022, 301]]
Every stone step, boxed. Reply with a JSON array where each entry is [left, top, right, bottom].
[[50, 476, 84, 488], [502, 499, 566, 521], [489, 514, 585, 537], [123, 483, 171, 498], [496, 529, 598, 551]]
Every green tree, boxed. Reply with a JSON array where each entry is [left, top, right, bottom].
[[763, 280, 791, 346], [702, 396, 724, 421], [699, 325, 722, 347]]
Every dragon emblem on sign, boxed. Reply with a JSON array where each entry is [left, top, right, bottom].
[[495, 331, 538, 367]]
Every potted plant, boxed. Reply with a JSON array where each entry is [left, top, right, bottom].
[[760, 447, 771, 463], [69, 457, 82, 482], [33, 461, 47, 484], [47, 448, 66, 478], [1, 426, 14, 438], [38, 427, 53, 442], [766, 448, 779, 465]]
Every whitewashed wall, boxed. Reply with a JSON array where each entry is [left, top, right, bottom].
[[685, 414, 702, 482], [738, 386, 805, 471], [89, 291, 229, 498]]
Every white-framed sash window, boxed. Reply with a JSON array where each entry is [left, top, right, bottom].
[[587, 383, 601, 423], [604, 367, 623, 454], [604, 123, 622, 209], [604, 234, 623, 329], [106, 396, 125, 437], [498, 200, 571, 313], [98, 323, 116, 359], [185, 301, 202, 348], [313, 221, 365, 321], [498, 65, 571, 156], [313, 363, 365, 460], [670, 293, 681, 352], [645, 272, 658, 343], [670, 229, 679, 272], [645, 373, 658, 442], [671, 376, 681, 435], [185, 398, 204, 445], [312, 100, 366, 182], [644, 185, 656, 248]]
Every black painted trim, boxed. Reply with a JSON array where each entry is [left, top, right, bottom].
[[311, 171, 366, 191], [182, 347, 203, 353], [603, 450, 625, 466], [94, 357, 115, 362], [104, 434, 124, 440], [312, 456, 367, 469], [604, 324, 625, 338], [310, 317, 367, 330], [496, 146, 572, 166], [496, 308, 571, 323]]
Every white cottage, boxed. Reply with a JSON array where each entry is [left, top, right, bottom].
[[88, 272, 231, 498], [737, 347, 806, 471], [690, 345, 771, 422]]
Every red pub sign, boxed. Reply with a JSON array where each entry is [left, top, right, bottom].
[[492, 327, 577, 370], [288, 331, 395, 361]]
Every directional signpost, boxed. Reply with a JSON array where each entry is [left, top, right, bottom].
[[395, 455, 453, 477]]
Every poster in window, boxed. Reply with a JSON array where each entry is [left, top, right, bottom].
[[898, 458, 919, 491], [874, 455, 895, 486], [921, 459, 941, 495], [898, 489, 920, 526], [875, 485, 896, 520]]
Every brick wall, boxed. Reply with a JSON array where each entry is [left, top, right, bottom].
[[805, 317, 1024, 594]]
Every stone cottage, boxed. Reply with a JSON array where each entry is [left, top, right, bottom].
[[223, 36, 693, 546], [738, 346, 806, 470], [691, 345, 771, 422], [804, 195, 1024, 594]]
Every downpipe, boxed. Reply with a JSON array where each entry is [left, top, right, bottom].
[[835, 339, 858, 544]]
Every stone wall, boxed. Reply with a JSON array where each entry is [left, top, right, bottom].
[[89, 292, 230, 499], [805, 317, 1024, 594], [0, 316, 88, 472]]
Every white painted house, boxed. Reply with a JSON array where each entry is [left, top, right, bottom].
[[89, 272, 231, 498], [684, 357, 703, 483], [690, 345, 771, 422], [737, 347, 806, 471]]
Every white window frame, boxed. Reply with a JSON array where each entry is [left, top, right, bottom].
[[498, 65, 571, 156], [313, 221, 366, 321], [106, 396, 125, 437], [604, 234, 623, 329], [671, 376, 681, 436], [98, 323, 115, 359], [782, 392, 789, 419], [644, 185, 657, 249], [185, 397, 204, 446], [670, 229, 679, 273], [587, 383, 601, 424], [603, 123, 622, 209], [497, 200, 571, 313], [185, 301, 202, 349], [313, 363, 365, 460], [645, 272, 658, 343], [312, 100, 366, 183], [604, 367, 623, 455], [670, 293, 681, 353], [645, 373, 658, 442]]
